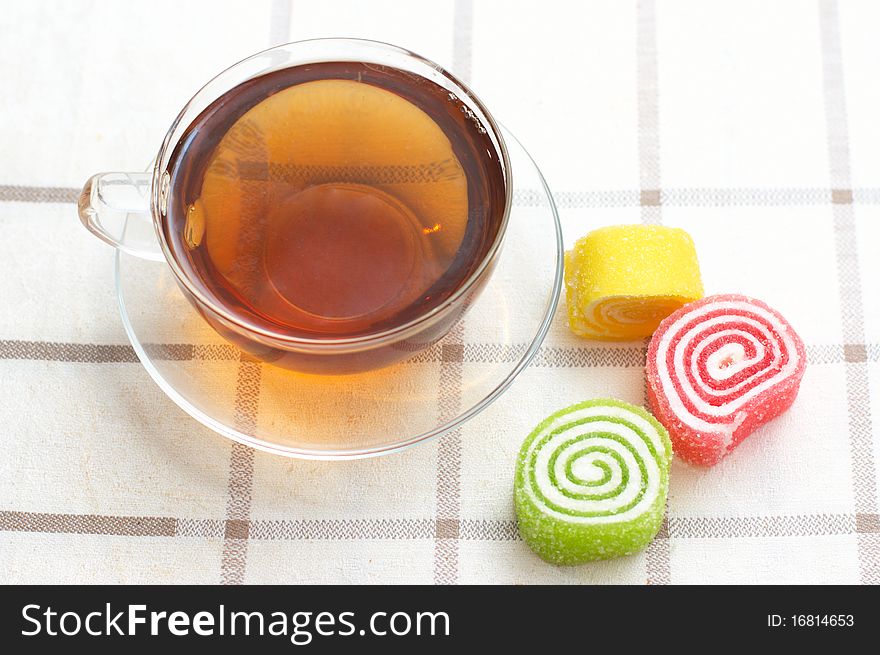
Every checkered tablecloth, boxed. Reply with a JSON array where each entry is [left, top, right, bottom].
[[1, 0, 878, 584]]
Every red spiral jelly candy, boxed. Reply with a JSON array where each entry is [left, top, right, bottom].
[[646, 294, 806, 466]]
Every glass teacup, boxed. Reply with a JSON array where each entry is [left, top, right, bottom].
[[79, 38, 510, 374]]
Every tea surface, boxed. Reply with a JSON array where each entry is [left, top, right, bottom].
[[164, 62, 506, 338]]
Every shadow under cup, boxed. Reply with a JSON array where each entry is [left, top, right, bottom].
[[154, 42, 511, 375]]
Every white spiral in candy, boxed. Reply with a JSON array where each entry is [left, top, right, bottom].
[[522, 403, 668, 524], [653, 297, 803, 437]]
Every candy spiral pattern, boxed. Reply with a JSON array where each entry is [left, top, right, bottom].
[[646, 294, 806, 466], [573, 295, 692, 340], [514, 399, 672, 565]]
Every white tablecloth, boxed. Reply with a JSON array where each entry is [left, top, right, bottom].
[[1, 0, 878, 584]]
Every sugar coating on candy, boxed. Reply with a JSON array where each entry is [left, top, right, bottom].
[[514, 399, 672, 565], [565, 225, 704, 340], [646, 294, 806, 467]]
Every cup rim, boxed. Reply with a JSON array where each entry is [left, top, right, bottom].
[[151, 37, 512, 349]]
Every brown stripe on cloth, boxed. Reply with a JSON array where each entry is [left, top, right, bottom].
[[517, 189, 642, 209], [0, 340, 240, 363], [525, 344, 653, 369], [434, 322, 465, 584], [535, 186, 880, 209], [459, 519, 520, 541], [645, 516, 670, 584], [249, 519, 435, 540], [669, 514, 858, 539], [0, 341, 139, 363], [220, 355, 262, 585], [176, 519, 226, 539], [819, 0, 880, 585], [637, 0, 662, 225], [0, 185, 79, 203], [456, 513, 872, 541], [190, 344, 241, 360], [0, 511, 176, 536], [218, 5, 280, 578], [0, 339, 870, 366], [3, 511, 873, 541], [462, 343, 527, 364], [807, 343, 845, 365], [5, 183, 880, 209], [659, 187, 837, 207]]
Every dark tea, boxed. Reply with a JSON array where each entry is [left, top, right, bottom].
[[163, 61, 507, 346]]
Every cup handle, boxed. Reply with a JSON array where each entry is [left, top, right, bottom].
[[78, 172, 165, 261]]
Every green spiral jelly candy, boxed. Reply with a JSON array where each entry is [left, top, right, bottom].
[[514, 399, 672, 565]]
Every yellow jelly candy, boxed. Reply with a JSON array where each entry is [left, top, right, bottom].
[[564, 225, 703, 340]]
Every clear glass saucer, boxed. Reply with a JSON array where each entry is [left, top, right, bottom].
[[116, 128, 562, 459]]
